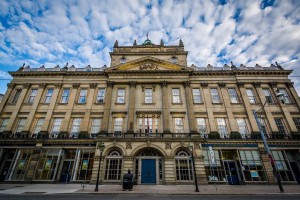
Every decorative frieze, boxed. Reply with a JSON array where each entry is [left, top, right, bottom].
[[90, 83, 98, 89], [7, 83, 15, 89], [183, 81, 191, 88], [72, 83, 80, 88], [218, 82, 226, 87], [129, 81, 136, 88], [106, 81, 114, 87], [22, 83, 31, 89], [200, 82, 208, 87], [160, 80, 168, 87]]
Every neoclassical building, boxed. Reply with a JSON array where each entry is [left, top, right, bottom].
[[0, 38, 299, 185]]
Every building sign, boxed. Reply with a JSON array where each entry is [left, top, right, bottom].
[[209, 146, 216, 165], [44, 159, 52, 170], [250, 170, 259, 178], [82, 160, 88, 170]]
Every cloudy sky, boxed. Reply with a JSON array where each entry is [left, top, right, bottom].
[[0, 0, 300, 95]]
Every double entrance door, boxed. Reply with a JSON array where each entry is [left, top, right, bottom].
[[135, 157, 162, 185], [141, 159, 156, 184]]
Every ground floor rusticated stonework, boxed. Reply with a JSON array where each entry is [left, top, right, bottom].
[[1, 138, 299, 185]]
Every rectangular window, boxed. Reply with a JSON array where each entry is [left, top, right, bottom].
[[246, 89, 256, 104], [78, 89, 87, 103], [271, 150, 295, 181], [15, 118, 27, 133], [174, 118, 184, 133], [210, 88, 220, 103], [90, 118, 101, 134], [0, 118, 9, 132], [70, 118, 82, 137], [274, 118, 288, 135], [114, 118, 123, 134], [258, 117, 269, 136], [33, 118, 44, 134], [44, 88, 54, 103], [172, 88, 180, 103], [228, 88, 239, 103], [196, 118, 207, 137], [96, 88, 105, 103], [11, 89, 22, 104], [28, 89, 38, 104], [217, 118, 228, 138], [61, 88, 70, 103], [144, 117, 153, 133], [192, 88, 202, 103], [278, 89, 291, 104], [262, 88, 274, 103], [236, 118, 249, 138], [145, 88, 153, 103], [117, 89, 125, 103], [293, 118, 300, 132], [51, 118, 62, 135], [203, 149, 226, 182]]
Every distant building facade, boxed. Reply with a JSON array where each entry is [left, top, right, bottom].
[[0, 39, 299, 185]]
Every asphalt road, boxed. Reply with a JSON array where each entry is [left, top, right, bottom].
[[0, 194, 300, 200]]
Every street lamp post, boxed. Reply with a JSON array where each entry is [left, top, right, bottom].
[[188, 144, 199, 192], [95, 142, 105, 192], [252, 90, 285, 193]]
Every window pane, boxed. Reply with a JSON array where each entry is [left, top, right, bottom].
[[246, 89, 256, 103], [145, 88, 153, 103], [228, 88, 239, 103], [236, 118, 249, 138], [172, 89, 180, 103], [51, 118, 62, 134], [11, 89, 22, 104], [33, 118, 45, 134], [174, 118, 184, 133], [15, 118, 27, 133], [275, 118, 287, 135], [97, 89, 105, 103], [278, 89, 291, 104], [262, 89, 273, 103], [78, 89, 87, 103], [211, 89, 220, 103], [217, 118, 228, 138], [28, 89, 38, 103], [117, 89, 125, 103], [45, 89, 54, 103], [0, 118, 9, 132], [91, 118, 101, 134], [61, 89, 70, 103], [192, 89, 202, 103]]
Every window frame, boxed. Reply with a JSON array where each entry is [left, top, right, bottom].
[[27, 89, 38, 104], [15, 118, 27, 133], [262, 88, 274, 104], [236, 118, 249, 138], [216, 118, 228, 138], [96, 88, 105, 103], [144, 88, 153, 104], [0, 118, 9, 132], [44, 88, 54, 104], [50, 118, 63, 136], [274, 118, 288, 135], [228, 88, 239, 103], [278, 88, 291, 104], [196, 118, 207, 137], [78, 88, 87, 104], [116, 88, 125, 104], [32, 118, 45, 135], [210, 88, 221, 103], [246, 88, 257, 104], [113, 118, 123, 135], [70, 118, 82, 138], [172, 88, 181, 104], [192, 88, 202, 103], [174, 118, 184, 133], [293, 118, 300, 132], [90, 118, 101, 135], [60, 88, 70, 104], [10, 89, 22, 104]]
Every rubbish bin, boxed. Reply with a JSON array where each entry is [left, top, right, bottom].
[[123, 169, 133, 190]]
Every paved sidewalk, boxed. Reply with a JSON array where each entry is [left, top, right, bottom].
[[0, 184, 299, 195]]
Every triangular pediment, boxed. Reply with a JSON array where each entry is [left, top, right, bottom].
[[106, 56, 193, 72]]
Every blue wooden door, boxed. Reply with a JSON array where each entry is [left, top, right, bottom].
[[141, 159, 156, 184]]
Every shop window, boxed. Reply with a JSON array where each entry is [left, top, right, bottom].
[[11, 149, 33, 180], [175, 149, 193, 181], [104, 150, 123, 181], [271, 150, 295, 181], [75, 150, 95, 180], [238, 150, 266, 181], [203, 149, 226, 182]]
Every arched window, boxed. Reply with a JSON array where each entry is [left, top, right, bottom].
[[104, 149, 123, 181], [175, 149, 194, 181]]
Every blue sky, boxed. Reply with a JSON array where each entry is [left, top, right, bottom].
[[0, 0, 300, 95]]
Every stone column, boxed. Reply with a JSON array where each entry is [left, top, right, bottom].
[[161, 81, 170, 134], [164, 157, 175, 184], [0, 83, 15, 113], [80, 83, 97, 134], [91, 145, 105, 184], [201, 82, 217, 132], [183, 81, 197, 133], [237, 83, 259, 133], [22, 83, 46, 135], [5, 83, 31, 134], [100, 81, 114, 133], [127, 81, 136, 134], [219, 82, 239, 133], [60, 83, 80, 134], [122, 156, 134, 175], [40, 83, 62, 134]]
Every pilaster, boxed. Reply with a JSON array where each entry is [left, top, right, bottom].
[[161, 81, 170, 133], [0, 83, 15, 113], [100, 81, 114, 133], [202, 84, 217, 132], [127, 81, 136, 133], [183, 81, 196, 133]]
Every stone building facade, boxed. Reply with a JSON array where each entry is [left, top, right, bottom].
[[0, 39, 299, 185]]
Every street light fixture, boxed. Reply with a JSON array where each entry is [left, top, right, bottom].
[[188, 144, 199, 192], [252, 90, 284, 193], [95, 142, 105, 192]]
